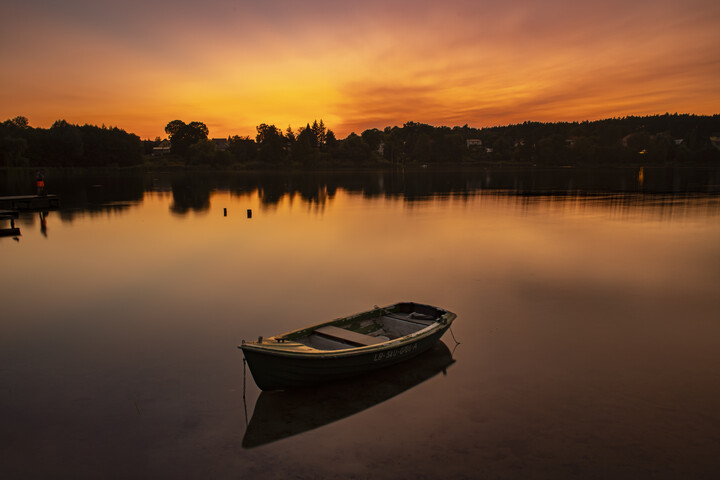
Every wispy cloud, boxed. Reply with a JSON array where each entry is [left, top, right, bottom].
[[1, 0, 719, 138]]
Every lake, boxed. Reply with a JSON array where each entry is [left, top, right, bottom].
[[1, 167, 720, 479]]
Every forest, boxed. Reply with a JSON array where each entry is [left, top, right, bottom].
[[1, 114, 719, 168], [0, 118, 144, 168]]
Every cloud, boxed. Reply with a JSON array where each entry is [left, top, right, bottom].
[[1, 0, 719, 138], [330, 4, 720, 134]]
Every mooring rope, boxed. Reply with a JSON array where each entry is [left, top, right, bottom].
[[242, 357, 248, 427], [242, 358, 247, 400], [450, 341, 460, 358], [449, 326, 461, 345]]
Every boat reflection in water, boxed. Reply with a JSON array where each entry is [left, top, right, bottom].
[[242, 341, 456, 449]]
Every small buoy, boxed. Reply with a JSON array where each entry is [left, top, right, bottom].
[[247, 209, 252, 219], [223, 208, 227, 216]]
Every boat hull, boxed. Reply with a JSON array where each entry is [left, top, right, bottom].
[[241, 323, 451, 390]]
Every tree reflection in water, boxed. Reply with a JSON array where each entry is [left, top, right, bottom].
[[1, 166, 718, 219]]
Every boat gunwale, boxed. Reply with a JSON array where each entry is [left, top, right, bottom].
[[239, 303, 456, 359]]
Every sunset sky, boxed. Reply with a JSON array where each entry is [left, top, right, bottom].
[[2, 0, 719, 139]]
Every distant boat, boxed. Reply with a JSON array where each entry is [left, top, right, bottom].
[[239, 302, 457, 391]]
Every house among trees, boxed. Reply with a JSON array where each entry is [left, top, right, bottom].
[[211, 138, 229, 151], [152, 139, 171, 155], [711, 136, 720, 151], [466, 139, 483, 148]]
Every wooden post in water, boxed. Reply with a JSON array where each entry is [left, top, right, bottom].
[[247, 209, 252, 219]]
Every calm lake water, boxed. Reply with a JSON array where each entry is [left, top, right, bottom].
[[2, 167, 720, 479]]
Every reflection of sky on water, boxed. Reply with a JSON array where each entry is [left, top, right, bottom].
[[1, 169, 719, 478]]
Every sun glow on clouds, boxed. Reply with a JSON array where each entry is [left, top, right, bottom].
[[1, 0, 719, 139]]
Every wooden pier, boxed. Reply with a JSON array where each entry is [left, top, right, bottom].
[[0, 194, 60, 210], [0, 210, 20, 237]]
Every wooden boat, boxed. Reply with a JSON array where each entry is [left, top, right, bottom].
[[239, 302, 456, 391]]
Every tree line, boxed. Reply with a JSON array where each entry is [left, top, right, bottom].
[[159, 114, 720, 167], [2, 113, 719, 168], [157, 118, 341, 167], [0, 117, 143, 167]]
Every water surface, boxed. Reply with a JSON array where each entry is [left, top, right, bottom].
[[1, 167, 719, 479]]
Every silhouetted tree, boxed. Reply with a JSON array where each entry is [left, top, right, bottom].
[[228, 135, 257, 163], [0, 136, 28, 166], [312, 119, 326, 146], [325, 129, 338, 148], [187, 139, 216, 165], [383, 126, 404, 164], [49, 120, 84, 165], [165, 120, 185, 137], [166, 120, 209, 156], [339, 132, 371, 163], [285, 125, 296, 146], [9, 116, 29, 129], [293, 125, 320, 166], [361, 128, 383, 153], [256, 123, 285, 164]]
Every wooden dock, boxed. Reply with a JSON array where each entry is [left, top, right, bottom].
[[0, 210, 19, 220], [0, 210, 20, 237], [0, 195, 60, 210]]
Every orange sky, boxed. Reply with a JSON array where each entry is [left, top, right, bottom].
[[1, 0, 719, 139]]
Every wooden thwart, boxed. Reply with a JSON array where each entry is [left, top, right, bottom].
[[314, 325, 386, 346], [382, 313, 435, 326]]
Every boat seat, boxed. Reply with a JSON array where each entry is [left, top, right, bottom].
[[314, 325, 386, 346], [381, 313, 436, 326]]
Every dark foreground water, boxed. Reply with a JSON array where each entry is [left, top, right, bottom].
[[1, 167, 720, 479]]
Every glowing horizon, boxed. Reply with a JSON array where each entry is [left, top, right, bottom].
[[2, 0, 719, 140]]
